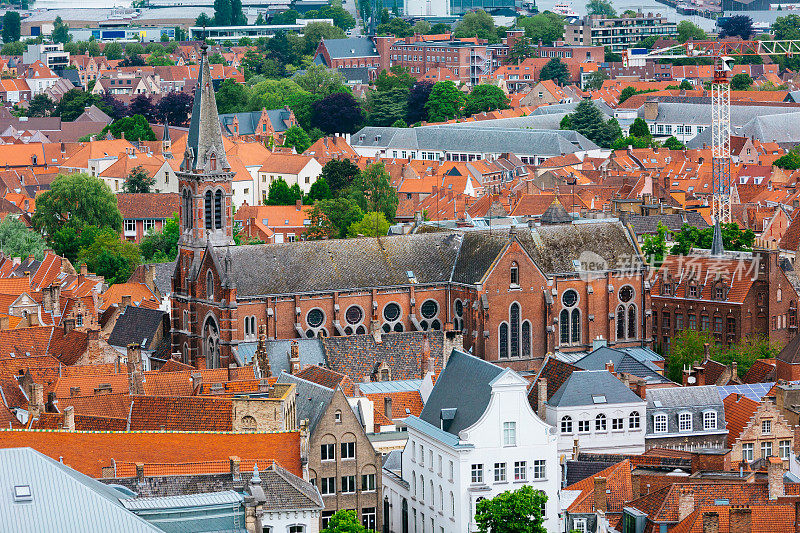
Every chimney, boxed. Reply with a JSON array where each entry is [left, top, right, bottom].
[[29, 382, 44, 417], [605, 361, 614, 373], [144, 264, 156, 293], [63, 318, 75, 334], [730, 506, 752, 533], [702, 512, 720, 533], [128, 370, 144, 396], [121, 295, 132, 309], [593, 477, 608, 513], [421, 333, 431, 377], [536, 378, 548, 419], [191, 372, 203, 395], [230, 456, 241, 481], [0, 315, 8, 330], [592, 335, 608, 350], [43, 286, 52, 312], [63, 405, 75, 431], [80, 262, 87, 277], [644, 100, 658, 121], [384, 396, 393, 420], [127, 343, 142, 373], [295, 199, 302, 211], [136, 463, 145, 485], [572, 438, 580, 459], [636, 378, 647, 400], [678, 487, 695, 521], [768, 456, 785, 500], [289, 340, 300, 374], [703, 342, 710, 362], [228, 363, 238, 381], [86, 329, 99, 341], [258, 378, 269, 393]]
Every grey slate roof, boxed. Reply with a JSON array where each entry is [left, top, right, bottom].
[[236, 338, 325, 372], [338, 66, 371, 85], [0, 447, 161, 533], [276, 371, 336, 433], [418, 349, 503, 436], [548, 370, 644, 407], [626, 213, 709, 235], [320, 37, 380, 59], [574, 346, 672, 385], [351, 125, 599, 157], [219, 108, 293, 136], [647, 101, 800, 130], [107, 305, 167, 351], [540, 199, 572, 224], [150, 260, 176, 296], [185, 45, 229, 171], [646, 384, 723, 408], [223, 220, 642, 296]]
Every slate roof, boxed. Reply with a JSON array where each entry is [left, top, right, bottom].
[[0, 447, 161, 532], [418, 349, 503, 436], [218, 108, 294, 136], [224, 221, 642, 296], [548, 370, 644, 407], [275, 371, 335, 433], [626, 213, 710, 235], [574, 346, 672, 384], [320, 37, 379, 59], [540, 198, 572, 224], [256, 461, 324, 510], [236, 338, 325, 372], [184, 45, 229, 172], [107, 306, 167, 351], [527, 355, 581, 408], [646, 385, 723, 408], [777, 333, 800, 364]]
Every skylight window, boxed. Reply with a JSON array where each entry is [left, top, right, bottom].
[[13, 485, 32, 502], [592, 395, 607, 404]]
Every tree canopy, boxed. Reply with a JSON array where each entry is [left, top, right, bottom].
[[561, 100, 622, 149], [730, 73, 753, 90], [475, 485, 548, 533], [453, 10, 497, 42], [425, 80, 465, 123], [0, 216, 45, 261], [464, 84, 509, 115], [719, 15, 753, 40], [321, 509, 374, 533], [2, 12, 21, 44], [140, 214, 179, 262], [516, 12, 564, 45], [77, 226, 140, 285], [320, 159, 361, 195], [101, 115, 156, 142], [539, 58, 570, 86], [350, 162, 399, 222], [347, 211, 390, 237], [586, 0, 616, 17], [670, 222, 755, 255], [283, 125, 312, 153], [311, 92, 365, 134], [122, 166, 155, 194], [677, 20, 707, 42]]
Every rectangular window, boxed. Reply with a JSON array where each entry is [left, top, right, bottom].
[[689, 314, 697, 330], [578, 420, 590, 433], [762, 419, 772, 435], [514, 461, 527, 481], [762, 441, 773, 458], [362, 507, 376, 530], [532, 460, 545, 479], [419, 445, 424, 465], [743, 442, 754, 461], [679, 412, 692, 432], [503, 421, 517, 446], [780, 440, 791, 460], [612, 417, 624, 430], [321, 443, 335, 461], [341, 442, 355, 459], [494, 462, 506, 482], [703, 411, 716, 430], [449, 461, 454, 480], [438, 455, 442, 476], [362, 473, 376, 492], [341, 475, 356, 494], [471, 464, 483, 483], [322, 511, 335, 529], [321, 477, 336, 495], [654, 414, 668, 433], [143, 219, 155, 233], [675, 313, 684, 331], [574, 518, 587, 533]]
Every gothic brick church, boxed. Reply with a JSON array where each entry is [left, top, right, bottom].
[[171, 46, 653, 371]]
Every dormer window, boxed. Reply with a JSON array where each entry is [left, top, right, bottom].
[[688, 283, 698, 298], [209, 153, 217, 171]]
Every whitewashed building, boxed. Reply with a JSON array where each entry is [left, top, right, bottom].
[[545, 370, 647, 456], [382, 350, 560, 533]]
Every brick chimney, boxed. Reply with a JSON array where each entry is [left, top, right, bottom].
[[228, 363, 238, 381], [678, 487, 695, 521], [636, 378, 647, 400], [296, 199, 302, 211], [768, 456, 785, 500], [63, 318, 75, 334], [29, 382, 44, 417], [63, 405, 75, 431], [730, 506, 752, 533], [258, 378, 269, 393], [127, 343, 144, 395], [536, 378, 548, 419], [121, 295, 132, 309], [593, 477, 608, 513], [230, 456, 241, 481], [605, 361, 614, 373], [644, 100, 658, 121], [136, 463, 145, 485], [289, 340, 300, 374], [191, 372, 203, 395], [421, 333, 431, 377], [702, 512, 719, 533], [384, 396, 393, 420]]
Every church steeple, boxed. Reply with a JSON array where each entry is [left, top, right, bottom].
[[177, 43, 234, 250]]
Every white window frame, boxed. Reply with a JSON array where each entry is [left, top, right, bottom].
[[678, 411, 692, 432], [654, 413, 668, 433], [503, 421, 517, 446], [703, 410, 717, 431], [762, 419, 772, 435], [742, 442, 754, 461], [532, 460, 546, 480], [762, 441, 773, 459], [629, 411, 640, 429], [494, 462, 506, 482], [514, 461, 527, 482], [471, 464, 483, 484], [780, 439, 791, 460]]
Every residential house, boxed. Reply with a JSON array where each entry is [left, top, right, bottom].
[[313, 37, 381, 71], [107, 307, 171, 370], [0, 79, 31, 103], [235, 202, 313, 244], [723, 393, 795, 469], [277, 370, 383, 531], [99, 148, 176, 194], [382, 350, 560, 533], [257, 154, 322, 200], [59, 139, 137, 178], [117, 193, 180, 243], [24, 60, 60, 96], [544, 370, 647, 455], [645, 385, 727, 451], [519, 80, 581, 107], [219, 107, 297, 143]]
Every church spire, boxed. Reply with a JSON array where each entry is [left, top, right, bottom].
[[184, 43, 229, 173]]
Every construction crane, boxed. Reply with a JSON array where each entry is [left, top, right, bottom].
[[624, 40, 800, 223]]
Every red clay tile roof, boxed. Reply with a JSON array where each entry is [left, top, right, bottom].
[[651, 255, 758, 304], [628, 483, 771, 523], [743, 359, 776, 384], [367, 390, 424, 431], [528, 356, 580, 410], [294, 365, 353, 393], [671, 505, 795, 533], [722, 393, 759, 447], [116, 193, 180, 220], [565, 459, 634, 513], [58, 392, 133, 419], [0, 429, 302, 477], [28, 412, 127, 431], [128, 396, 233, 431], [159, 359, 195, 372]]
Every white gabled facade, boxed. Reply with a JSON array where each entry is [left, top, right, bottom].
[[383, 368, 559, 533]]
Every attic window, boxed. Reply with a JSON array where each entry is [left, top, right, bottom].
[[592, 395, 607, 404], [13, 485, 32, 502]]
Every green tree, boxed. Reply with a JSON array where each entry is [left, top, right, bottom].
[[146, 48, 174, 66], [367, 87, 409, 127], [2, 12, 21, 44], [425, 80, 465, 123], [509, 36, 534, 63], [642, 222, 668, 266], [122, 166, 155, 193], [312, 5, 356, 31], [565, 100, 621, 148], [140, 214, 179, 262], [101, 115, 156, 142], [27, 94, 55, 117], [321, 509, 374, 533], [320, 158, 360, 194], [583, 69, 609, 91], [412, 19, 432, 34], [124, 42, 145, 57], [677, 20, 707, 42], [305, 177, 331, 202], [375, 65, 415, 92], [208, 52, 226, 64], [0, 216, 45, 261], [1, 41, 24, 56], [719, 14, 753, 40], [103, 41, 124, 60], [230, 0, 246, 25], [629, 117, 650, 137], [464, 84, 509, 115], [293, 64, 348, 96], [266, 178, 301, 205], [254, 12, 265, 25], [773, 14, 800, 40], [539, 57, 570, 85], [475, 485, 547, 533], [51, 16, 72, 44], [77, 227, 140, 285], [559, 114, 573, 130], [586, 0, 616, 16], [32, 173, 122, 243], [347, 211, 390, 237], [774, 148, 800, 170], [304, 197, 363, 239], [517, 12, 564, 45], [670, 222, 755, 254], [663, 136, 686, 150], [351, 162, 398, 222], [666, 329, 717, 382], [453, 10, 497, 42], [376, 17, 413, 37], [54, 90, 107, 121], [215, 78, 252, 114], [730, 73, 753, 90], [195, 12, 213, 27], [213, 0, 232, 26], [303, 22, 347, 54], [283, 125, 312, 153], [604, 47, 622, 62], [611, 135, 652, 149]]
